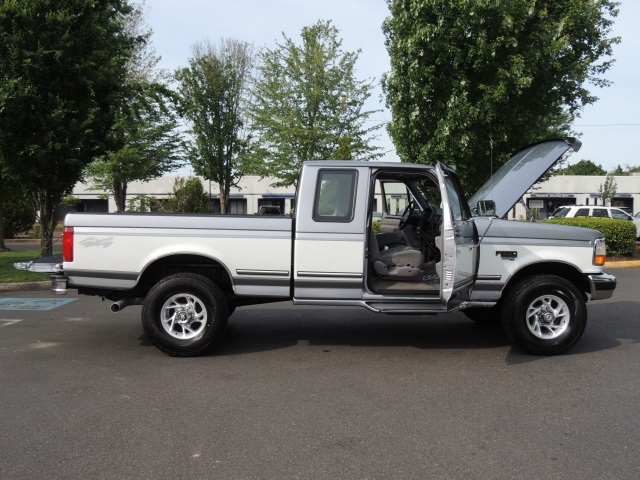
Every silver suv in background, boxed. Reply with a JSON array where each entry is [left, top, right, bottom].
[[550, 205, 640, 239]]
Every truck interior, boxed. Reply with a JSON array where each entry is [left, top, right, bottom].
[[367, 171, 444, 295]]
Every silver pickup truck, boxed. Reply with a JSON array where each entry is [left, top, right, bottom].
[[22, 138, 616, 356]]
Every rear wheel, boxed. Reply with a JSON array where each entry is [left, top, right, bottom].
[[142, 273, 228, 357], [501, 275, 586, 355]]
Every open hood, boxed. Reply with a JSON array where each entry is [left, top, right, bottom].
[[468, 138, 581, 218]]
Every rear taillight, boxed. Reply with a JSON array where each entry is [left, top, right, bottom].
[[63, 227, 74, 262]]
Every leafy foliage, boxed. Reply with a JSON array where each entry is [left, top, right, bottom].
[[0, 0, 139, 255], [84, 3, 184, 212], [175, 39, 254, 213], [383, 0, 620, 192], [543, 217, 635, 256], [0, 180, 35, 240], [555, 159, 607, 176], [598, 173, 617, 206], [610, 164, 640, 175], [250, 20, 383, 187], [126, 194, 159, 213], [163, 177, 210, 213]]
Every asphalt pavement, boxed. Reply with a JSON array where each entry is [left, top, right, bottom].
[[0, 269, 639, 479]]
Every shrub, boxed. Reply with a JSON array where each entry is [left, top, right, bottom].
[[542, 217, 636, 257], [163, 177, 210, 213]]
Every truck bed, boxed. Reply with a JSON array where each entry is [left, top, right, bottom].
[[63, 213, 293, 297]]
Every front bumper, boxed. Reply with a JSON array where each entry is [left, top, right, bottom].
[[587, 273, 617, 300]]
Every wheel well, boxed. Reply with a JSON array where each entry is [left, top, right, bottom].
[[503, 262, 589, 299], [137, 254, 233, 296]]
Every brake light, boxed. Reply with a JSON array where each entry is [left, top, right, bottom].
[[63, 227, 74, 262], [593, 238, 606, 266]]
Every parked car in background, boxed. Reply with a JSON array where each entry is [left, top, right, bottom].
[[257, 205, 282, 215], [550, 205, 640, 239]]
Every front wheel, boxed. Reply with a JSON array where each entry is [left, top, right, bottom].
[[501, 275, 587, 355], [142, 273, 228, 357]]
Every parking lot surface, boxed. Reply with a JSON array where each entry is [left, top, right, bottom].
[[1, 269, 639, 479]]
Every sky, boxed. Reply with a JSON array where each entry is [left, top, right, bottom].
[[143, 0, 640, 172]]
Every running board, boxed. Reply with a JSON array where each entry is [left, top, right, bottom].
[[364, 302, 447, 314]]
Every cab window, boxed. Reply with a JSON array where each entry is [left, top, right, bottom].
[[313, 170, 357, 222]]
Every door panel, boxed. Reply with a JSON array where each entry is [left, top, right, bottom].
[[436, 162, 480, 308], [293, 167, 368, 300]]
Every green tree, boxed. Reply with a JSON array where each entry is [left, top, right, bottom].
[[599, 173, 617, 206], [0, 159, 35, 247], [250, 20, 383, 188], [84, 3, 184, 212], [175, 39, 254, 214], [0, 0, 138, 256], [383, 0, 620, 192], [163, 177, 210, 213], [555, 159, 607, 175], [610, 164, 640, 176]]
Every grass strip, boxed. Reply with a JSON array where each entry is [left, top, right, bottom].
[[0, 250, 51, 283]]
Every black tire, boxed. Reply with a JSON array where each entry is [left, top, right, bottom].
[[142, 273, 228, 357], [501, 275, 587, 355], [463, 306, 501, 325]]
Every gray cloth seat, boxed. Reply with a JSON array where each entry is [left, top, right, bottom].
[[370, 232, 424, 281]]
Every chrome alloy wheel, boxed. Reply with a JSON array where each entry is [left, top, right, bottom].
[[160, 293, 208, 339], [525, 294, 569, 339]]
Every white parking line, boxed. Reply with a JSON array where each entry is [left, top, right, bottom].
[[0, 319, 23, 329]]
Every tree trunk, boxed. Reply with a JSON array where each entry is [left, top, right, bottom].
[[114, 180, 128, 212], [37, 191, 58, 257], [219, 181, 228, 214]]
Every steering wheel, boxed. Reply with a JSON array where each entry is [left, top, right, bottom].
[[398, 201, 414, 230], [419, 205, 437, 234]]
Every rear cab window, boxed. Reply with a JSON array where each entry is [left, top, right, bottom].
[[313, 169, 357, 222]]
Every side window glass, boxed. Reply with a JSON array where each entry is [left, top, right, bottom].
[[611, 210, 630, 220], [313, 170, 357, 222], [442, 174, 469, 221], [592, 208, 608, 218], [575, 208, 589, 217]]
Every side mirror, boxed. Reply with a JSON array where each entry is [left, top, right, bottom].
[[476, 200, 496, 217]]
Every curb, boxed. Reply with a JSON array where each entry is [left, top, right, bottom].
[[0, 281, 52, 293], [605, 260, 640, 269]]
